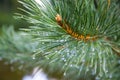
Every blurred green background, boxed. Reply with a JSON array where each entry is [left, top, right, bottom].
[[0, 0, 29, 29], [0, 0, 27, 80]]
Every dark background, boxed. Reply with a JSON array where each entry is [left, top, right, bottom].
[[0, 0, 26, 80], [0, 0, 29, 29]]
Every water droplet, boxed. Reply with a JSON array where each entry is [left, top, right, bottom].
[[55, 51, 58, 53], [95, 76, 100, 80], [56, 40, 65, 42], [32, 56, 36, 60], [92, 53, 95, 56], [105, 70, 108, 73], [100, 60, 102, 64], [60, 40, 65, 42], [64, 60, 66, 62], [20, 61, 24, 64], [32, 52, 40, 60], [92, 48, 95, 52], [66, 49, 69, 53], [71, 50, 76, 54], [61, 57, 66, 62], [4, 62, 9, 65], [109, 74, 113, 79], [99, 73, 103, 77], [61, 57, 64, 60], [104, 32, 106, 34], [92, 69, 96, 75], [10, 60, 16, 64], [18, 65, 23, 70], [10, 66, 14, 71], [67, 52, 70, 57], [82, 59, 85, 63], [46, 57, 49, 59], [75, 66, 79, 69], [82, 50, 85, 53], [0, 57, 2, 61], [37, 31, 40, 34], [90, 65, 93, 68], [64, 72, 66, 76], [33, 50, 36, 53], [70, 64, 73, 67], [86, 68, 89, 72], [99, 52, 102, 55], [42, 42, 44, 44], [118, 60, 120, 64], [45, 33, 49, 36], [65, 63, 67, 66]]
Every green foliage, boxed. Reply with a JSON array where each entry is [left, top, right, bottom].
[[0, 26, 38, 69], [16, 0, 120, 80], [0, 0, 120, 80]]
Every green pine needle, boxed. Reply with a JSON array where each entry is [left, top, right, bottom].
[[12, 0, 120, 79]]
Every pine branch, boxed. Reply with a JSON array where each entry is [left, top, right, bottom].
[[13, 0, 120, 79]]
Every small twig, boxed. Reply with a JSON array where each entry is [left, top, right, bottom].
[[55, 14, 98, 41]]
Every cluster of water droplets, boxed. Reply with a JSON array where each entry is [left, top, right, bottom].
[[30, 32, 117, 80]]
